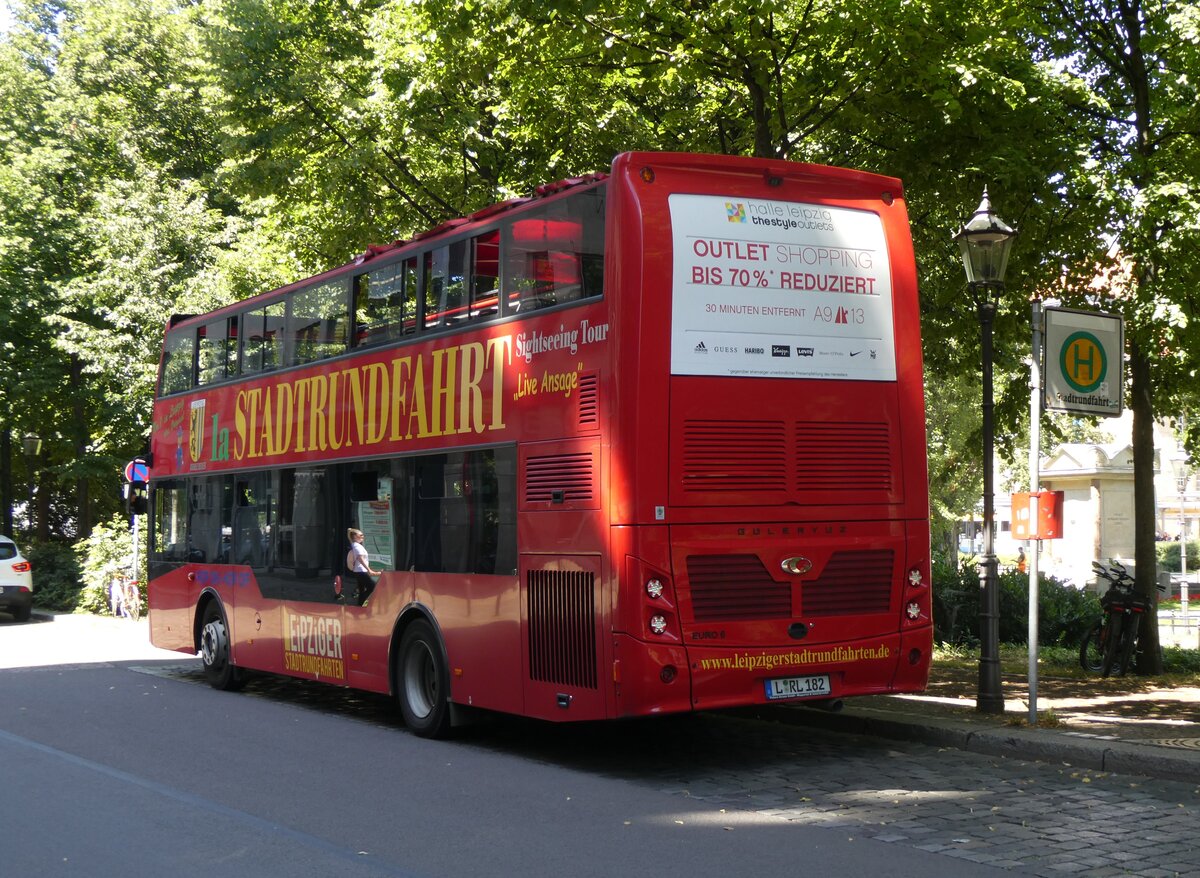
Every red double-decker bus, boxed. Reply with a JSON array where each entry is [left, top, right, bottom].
[[146, 151, 931, 737]]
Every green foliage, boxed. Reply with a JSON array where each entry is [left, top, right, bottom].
[[1156, 540, 1200, 573], [935, 641, 1200, 676], [26, 540, 83, 612], [73, 512, 144, 614], [0, 0, 1197, 582], [933, 557, 1098, 647], [1162, 646, 1200, 676]]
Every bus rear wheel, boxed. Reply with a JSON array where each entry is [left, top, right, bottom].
[[200, 603, 244, 691], [397, 619, 451, 739]]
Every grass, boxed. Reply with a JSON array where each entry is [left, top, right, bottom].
[[933, 642, 1200, 683]]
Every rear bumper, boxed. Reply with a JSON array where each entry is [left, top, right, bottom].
[[687, 626, 933, 712], [0, 585, 33, 613]]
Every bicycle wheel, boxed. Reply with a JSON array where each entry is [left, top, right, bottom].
[[1100, 614, 1123, 678], [1079, 622, 1105, 673], [1115, 615, 1139, 676], [127, 586, 141, 622]]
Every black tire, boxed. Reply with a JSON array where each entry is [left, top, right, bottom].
[[1100, 614, 1123, 678], [199, 602, 244, 691], [1115, 616, 1139, 676], [396, 619, 452, 739], [1079, 622, 1104, 673], [11, 604, 31, 623]]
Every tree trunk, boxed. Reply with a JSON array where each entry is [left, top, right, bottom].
[[1, 429, 11, 535], [1130, 339, 1163, 674], [35, 470, 51, 542], [71, 355, 90, 537]]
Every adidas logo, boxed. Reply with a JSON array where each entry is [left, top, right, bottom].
[[694, 342, 708, 353]]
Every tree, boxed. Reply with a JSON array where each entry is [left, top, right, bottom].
[[1029, 0, 1200, 672], [0, 0, 256, 538]]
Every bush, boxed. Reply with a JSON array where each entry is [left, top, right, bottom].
[[932, 556, 980, 644], [1163, 646, 1200, 675], [1157, 540, 1200, 573], [934, 556, 1098, 647], [26, 541, 84, 612], [74, 514, 144, 615]]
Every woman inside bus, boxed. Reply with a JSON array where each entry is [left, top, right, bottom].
[[346, 528, 381, 605]]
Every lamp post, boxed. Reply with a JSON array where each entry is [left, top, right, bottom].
[[22, 433, 41, 537], [1175, 451, 1191, 614], [954, 190, 1017, 715]]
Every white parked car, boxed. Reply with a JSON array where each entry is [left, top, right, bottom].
[[0, 536, 34, 622]]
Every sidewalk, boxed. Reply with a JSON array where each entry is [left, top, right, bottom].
[[0, 609, 187, 669], [775, 666, 1200, 784]]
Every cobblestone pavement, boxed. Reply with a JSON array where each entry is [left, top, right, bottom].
[[146, 664, 1200, 877]]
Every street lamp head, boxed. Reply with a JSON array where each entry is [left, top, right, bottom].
[[953, 188, 1017, 290], [22, 433, 41, 459]]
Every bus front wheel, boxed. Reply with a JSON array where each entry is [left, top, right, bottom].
[[200, 603, 244, 691], [396, 619, 452, 739]]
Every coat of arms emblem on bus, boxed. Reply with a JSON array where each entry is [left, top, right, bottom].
[[188, 399, 206, 464]]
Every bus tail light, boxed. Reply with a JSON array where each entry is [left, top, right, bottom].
[[903, 562, 931, 626], [624, 557, 681, 641]]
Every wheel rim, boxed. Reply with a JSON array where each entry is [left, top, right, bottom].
[[403, 641, 438, 719], [201, 618, 228, 669]]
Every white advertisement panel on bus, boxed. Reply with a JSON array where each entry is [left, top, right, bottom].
[[669, 194, 896, 381]]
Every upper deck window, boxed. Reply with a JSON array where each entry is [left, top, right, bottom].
[[504, 186, 605, 313], [243, 300, 285, 375], [423, 240, 468, 330], [197, 316, 239, 385], [469, 230, 501, 320], [290, 280, 349, 365], [160, 330, 195, 395], [356, 256, 418, 346]]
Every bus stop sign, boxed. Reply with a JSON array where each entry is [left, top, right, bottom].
[[1043, 307, 1123, 417]]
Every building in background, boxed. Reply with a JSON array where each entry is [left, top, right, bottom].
[[960, 412, 1196, 590]]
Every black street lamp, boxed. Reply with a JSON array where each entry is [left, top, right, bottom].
[[22, 433, 41, 537], [953, 190, 1017, 715]]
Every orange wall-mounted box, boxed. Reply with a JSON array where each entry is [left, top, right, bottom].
[[1011, 491, 1064, 540]]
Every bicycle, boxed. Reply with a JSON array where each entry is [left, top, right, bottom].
[[1079, 559, 1145, 677], [123, 579, 142, 622], [109, 574, 142, 622]]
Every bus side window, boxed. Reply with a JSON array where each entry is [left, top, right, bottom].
[[412, 447, 516, 575], [470, 230, 500, 320], [503, 188, 604, 312], [243, 302, 285, 374], [197, 316, 238, 385], [356, 259, 416, 346], [159, 330, 196, 395], [290, 281, 348, 365], [233, 474, 271, 569], [400, 257, 419, 335], [423, 242, 468, 330], [151, 480, 189, 562]]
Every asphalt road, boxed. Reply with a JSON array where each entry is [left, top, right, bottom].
[[3, 613, 1200, 876]]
